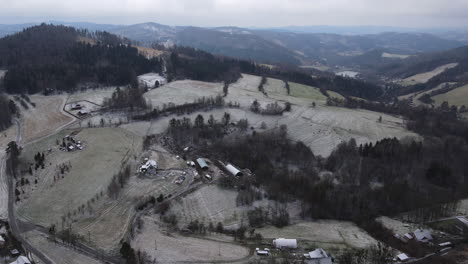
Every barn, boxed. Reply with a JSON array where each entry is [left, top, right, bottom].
[[196, 158, 209, 169], [225, 163, 243, 176]]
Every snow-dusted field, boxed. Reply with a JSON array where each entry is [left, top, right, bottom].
[[144, 79, 223, 107], [21, 95, 75, 143], [24, 230, 102, 264], [168, 185, 303, 229], [143, 74, 417, 156], [17, 128, 141, 227], [67, 87, 117, 105], [132, 215, 251, 264], [256, 221, 377, 250]]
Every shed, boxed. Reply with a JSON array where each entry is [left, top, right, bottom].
[[196, 158, 208, 169], [71, 104, 82, 110], [225, 163, 243, 176], [413, 229, 433, 243], [10, 256, 31, 264], [403, 233, 413, 240], [273, 238, 297, 249], [305, 248, 332, 264], [397, 253, 409, 262]]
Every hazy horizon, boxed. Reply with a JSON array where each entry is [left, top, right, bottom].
[[1, 0, 468, 28]]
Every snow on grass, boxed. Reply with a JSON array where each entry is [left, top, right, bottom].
[[401, 63, 458, 86], [67, 86, 117, 105], [144, 80, 223, 107], [24, 230, 102, 264], [132, 215, 251, 264], [256, 221, 377, 250], [17, 128, 141, 227], [140, 74, 416, 156], [376, 216, 419, 236], [21, 95, 75, 143]]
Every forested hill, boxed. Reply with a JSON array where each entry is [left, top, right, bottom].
[[0, 24, 384, 100], [0, 24, 161, 94]]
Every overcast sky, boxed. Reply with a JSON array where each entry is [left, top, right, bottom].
[[1, 0, 468, 28]]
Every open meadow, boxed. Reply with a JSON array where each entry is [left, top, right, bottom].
[[432, 84, 468, 107], [400, 63, 458, 86], [132, 215, 251, 264], [167, 184, 302, 229], [141, 74, 417, 156], [24, 230, 103, 264], [16, 128, 141, 227], [20, 95, 75, 143]]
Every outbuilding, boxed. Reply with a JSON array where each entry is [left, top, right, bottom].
[[273, 238, 297, 249], [225, 163, 243, 176], [396, 253, 410, 262], [305, 248, 332, 264], [9, 256, 31, 264], [196, 158, 209, 170]]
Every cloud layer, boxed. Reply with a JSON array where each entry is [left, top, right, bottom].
[[1, 0, 467, 27]]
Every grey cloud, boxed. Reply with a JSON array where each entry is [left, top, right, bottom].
[[0, 0, 467, 27]]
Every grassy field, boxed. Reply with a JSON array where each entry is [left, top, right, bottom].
[[432, 84, 468, 107], [382, 52, 411, 59], [67, 87, 117, 105], [17, 128, 141, 226], [24, 230, 102, 264], [132, 215, 251, 263], [401, 63, 458, 86], [289, 82, 327, 101], [256, 221, 377, 250], [21, 95, 75, 143], [141, 74, 416, 156]]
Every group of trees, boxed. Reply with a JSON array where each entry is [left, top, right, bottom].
[[247, 205, 290, 228], [250, 100, 288, 115], [107, 165, 132, 199], [0, 94, 16, 130], [133, 95, 229, 121], [103, 85, 148, 110]]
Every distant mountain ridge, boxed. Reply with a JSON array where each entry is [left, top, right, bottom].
[[0, 21, 465, 66]]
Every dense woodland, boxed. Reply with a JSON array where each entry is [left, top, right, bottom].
[[0, 24, 161, 94]]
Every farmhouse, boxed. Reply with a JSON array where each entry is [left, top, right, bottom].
[[9, 256, 31, 264], [225, 163, 243, 176], [196, 158, 209, 170], [140, 159, 158, 173], [273, 238, 297, 249], [305, 248, 332, 264], [413, 229, 433, 243]]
